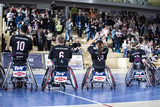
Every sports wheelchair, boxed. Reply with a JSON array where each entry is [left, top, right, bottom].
[[41, 58, 78, 91], [147, 55, 160, 85], [1, 54, 38, 90], [125, 61, 155, 86], [0, 64, 5, 87], [81, 60, 116, 89]]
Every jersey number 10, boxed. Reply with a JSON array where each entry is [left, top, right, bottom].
[[17, 41, 25, 51]]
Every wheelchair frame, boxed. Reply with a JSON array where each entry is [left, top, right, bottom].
[[81, 66, 116, 90], [125, 66, 155, 86], [41, 65, 78, 91], [1, 59, 38, 91], [0, 65, 5, 87]]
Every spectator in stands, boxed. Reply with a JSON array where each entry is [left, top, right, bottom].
[[87, 21, 95, 42], [145, 39, 153, 58], [89, 7, 96, 20], [23, 14, 30, 26], [6, 9, 14, 28], [37, 29, 45, 51], [140, 24, 146, 36], [50, 1, 57, 16], [45, 30, 53, 51], [65, 18, 73, 41], [122, 39, 129, 58], [156, 23, 160, 37], [77, 21, 83, 37], [73, 39, 82, 54], [71, 4, 78, 26], [53, 14, 60, 34], [55, 21, 62, 36], [114, 30, 121, 53]]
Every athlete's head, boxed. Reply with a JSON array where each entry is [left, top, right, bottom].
[[20, 24, 28, 34], [56, 35, 64, 45], [96, 40, 104, 58]]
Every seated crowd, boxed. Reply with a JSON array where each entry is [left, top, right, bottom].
[[2, 1, 160, 57]]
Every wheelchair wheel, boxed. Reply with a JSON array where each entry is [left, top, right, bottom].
[[155, 67, 160, 84], [28, 64, 38, 90], [41, 66, 53, 91], [0, 65, 5, 87], [106, 66, 116, 89], [81, 66, 92, 89], [125, 66, 133, 86], [145, 67, 155, 86], [68, 66, 78, 91]]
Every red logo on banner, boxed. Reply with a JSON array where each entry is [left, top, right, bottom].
[[55, 77, 67, 82], [94, 77, 105, 81], [14, 72, 26, 76]]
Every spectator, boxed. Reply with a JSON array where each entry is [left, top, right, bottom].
[[65, 18, 73, 41], [45, 30, 53, 51], [50, 1, 57, 16], [37, 29, 45, 51], [73, 39, 82, 54], [122, 39, 129, 58], [6, 9, 14, 28], [55, 21, 62, 36], [71, 4, 78, 26]]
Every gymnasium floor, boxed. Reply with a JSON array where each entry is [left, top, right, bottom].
[[0, 69, 160, 107]]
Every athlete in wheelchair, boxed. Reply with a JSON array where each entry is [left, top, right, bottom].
[[81, 32, 116, 89], [41, 35, 78, 91], [125, 42, 155, 86], [1, 25, 38, 90]]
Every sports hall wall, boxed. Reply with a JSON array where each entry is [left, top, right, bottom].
[[0, 0, 160, 18]]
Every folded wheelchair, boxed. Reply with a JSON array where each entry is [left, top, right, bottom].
[[125, 62, 155, 86], [0, 65, 5, 87], [41, 58, 78, 91], [1, 54, 38, 90], [81, 60, 116, 89]]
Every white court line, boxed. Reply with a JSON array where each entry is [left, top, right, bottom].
[[37, 84, 112, 107], [0, 93, 2, 96]]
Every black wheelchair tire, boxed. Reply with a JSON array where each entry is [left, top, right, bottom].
[[81, 66, 92, 89], [41, 66, 53, 91], [68, 66, 78, 91]]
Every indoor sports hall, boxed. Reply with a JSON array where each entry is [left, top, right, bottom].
[[0, 0, 160, 107]]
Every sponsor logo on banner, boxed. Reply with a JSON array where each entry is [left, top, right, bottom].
[[93, 71, 106, 81], [54, 71, 67, 82], [134, 70, 145, 78], [13, 66, 26, 77]]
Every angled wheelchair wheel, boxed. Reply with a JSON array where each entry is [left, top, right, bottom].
[[155, 67, 160, 84], [106, 66, 116, 89], [0, 65, 5, 87], [68, 66, 78, 91], [125, 66, 133, 86], [145, 67, 155, 87], [41, 66, 53, 91], [81, 66, 92, 89], [28, 63, 38, 90]]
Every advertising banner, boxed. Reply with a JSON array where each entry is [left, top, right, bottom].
[[43, 53, 84, 70], [1, 52, 43, 69]]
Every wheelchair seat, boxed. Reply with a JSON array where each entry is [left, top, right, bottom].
[[53, 58, 69, 71], [133, 62, 145, 70], [12, 54, 28, 66], [92, 60, 105, 72]]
